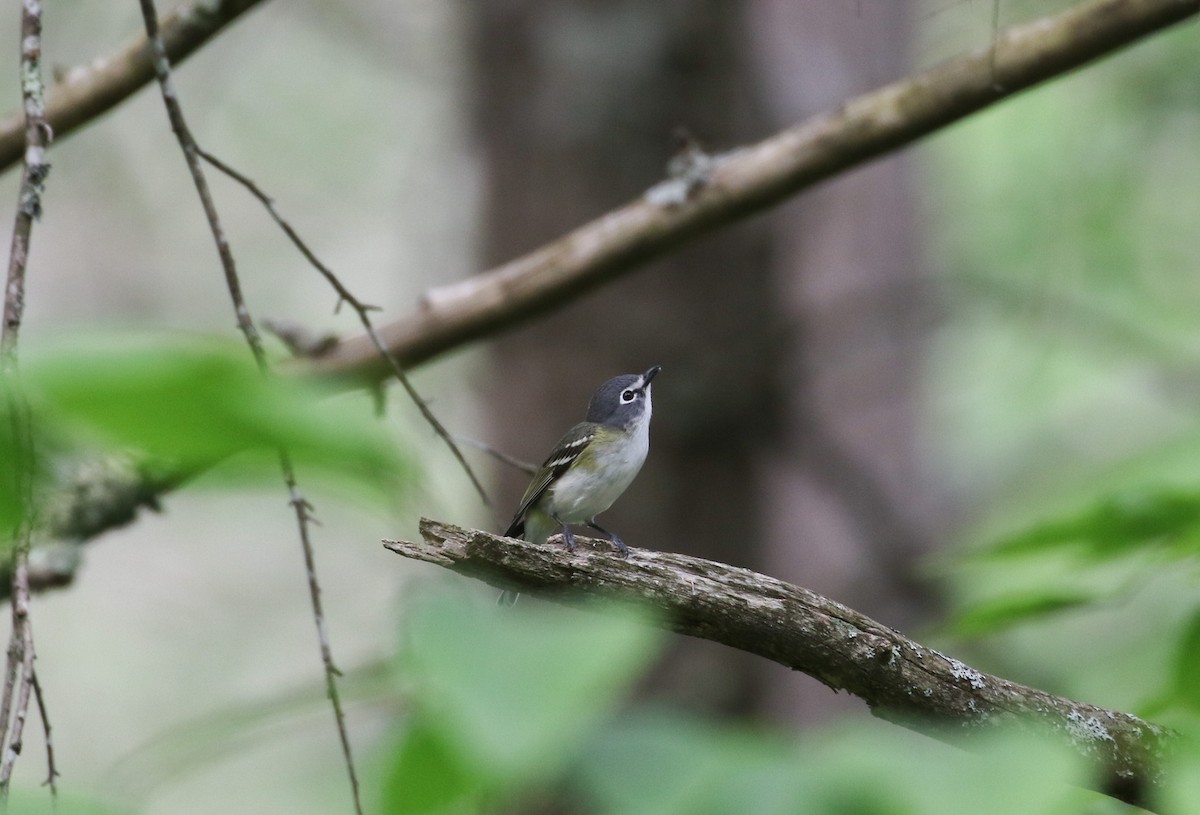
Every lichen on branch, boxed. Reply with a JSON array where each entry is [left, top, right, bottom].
[[385, 519, 1173, 811]]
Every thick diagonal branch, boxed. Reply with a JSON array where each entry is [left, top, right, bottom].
[[0, 0, 267, 173], [11, 0, 1200, 594], [385, 519, 1172, 811], [309, 0, 1200, 382]]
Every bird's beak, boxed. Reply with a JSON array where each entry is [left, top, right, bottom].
[[642, 366, 662, 387]]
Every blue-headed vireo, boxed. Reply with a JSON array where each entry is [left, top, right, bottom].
[[498, 366, 660, 605]]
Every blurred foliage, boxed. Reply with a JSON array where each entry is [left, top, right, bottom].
[[0, 394, 40, 538], [1159, 738, 1200, 815], [927, 19, 1200, 499], [373, 588, 1188, 815], [923, 0, 1200, 735], [0, 2, 1196, 813], [1157, 607, 1200, 716], [0, 332, 415, 533], [7, 790, 134, 815], [984, 489, 1200, 561], [946, 588, 1097, 637], [947, 485, 1200, 719], [23, 585, 1200, 815], [382, 590, 662, 813]]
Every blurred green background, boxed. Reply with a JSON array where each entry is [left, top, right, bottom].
[[1, 1, 1198, 813]]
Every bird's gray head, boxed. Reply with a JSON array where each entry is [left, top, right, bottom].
[[586, 366, 661, 428]]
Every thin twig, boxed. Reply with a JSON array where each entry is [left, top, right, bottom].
[[0, 0, 49, 360], [135, 1, 263, 366], [0, 615, 35, 799], [196, 148, 492, 507], [30, 671, 56, 794], [283, 476, 361, 811], [135, 2, 363, 812], [451, 435, 536, 476], [262, 319, 339, 358], [2, 0, 1198, 600], [0, 0, 52, 801]]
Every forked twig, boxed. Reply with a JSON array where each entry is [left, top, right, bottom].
[[136, 1, 362, 811], [30, 671, 56, 793], [452, 435, 536, 476], [196, 147, 492, 507], [0, 0, 1191, 606]]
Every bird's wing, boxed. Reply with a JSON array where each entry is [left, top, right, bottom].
[[504, 423, 597, 538]]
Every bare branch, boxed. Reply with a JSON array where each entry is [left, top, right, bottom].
[[136, 1, 362, 810], [136, 0, 264, 367], [0, 612, 36, 797], [1, 1, 50, 358], [451, 435, 537, 476], [195, 148, 492, 507], [305, 0, 1200, 383], [385, 519, 1173, 811], [283, 484, 362, 813], [0, 0, 52, 799], [0, 0, 268, 174], [30, 670, 56, 794], [8, 0, 1200, 598]]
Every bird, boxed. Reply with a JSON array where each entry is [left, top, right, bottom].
[[498, 366, 660, 606]]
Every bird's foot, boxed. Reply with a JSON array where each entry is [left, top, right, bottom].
[[610, 534, 629, 558]]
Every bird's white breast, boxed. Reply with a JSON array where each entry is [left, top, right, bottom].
[[547, 389, 651, 523]]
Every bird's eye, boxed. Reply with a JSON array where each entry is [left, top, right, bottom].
[[620, 389, 636, 403]]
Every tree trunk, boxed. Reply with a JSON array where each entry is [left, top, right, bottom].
[[471, 0, 943, 722], [747, 0, 947, 725], [472, 0, 778, 715]]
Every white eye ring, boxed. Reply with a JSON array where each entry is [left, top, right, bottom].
[[620, 389, 636, 403]]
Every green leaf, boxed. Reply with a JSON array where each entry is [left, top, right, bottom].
[[983, 488, 1200, 561], [24, 333, 413, 508], [398, 591, 662, 793], [576, 711, 806, 815], [382, 721, 483, 815], [804, 725, 1088, 815], [1165, 607, 1200, 714], [0, 387, 48, 541], [949, 590, 1097, 637], [0, 398, 24, 534], [1157, 734, 1200, 815], [578, 715, 1089, 815]]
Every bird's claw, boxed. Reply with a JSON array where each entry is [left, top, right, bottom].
[[611, 536, 629, 558]]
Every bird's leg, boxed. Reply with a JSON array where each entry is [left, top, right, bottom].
[[585, 519, 629, 558], [553, 515, 577, 551]]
